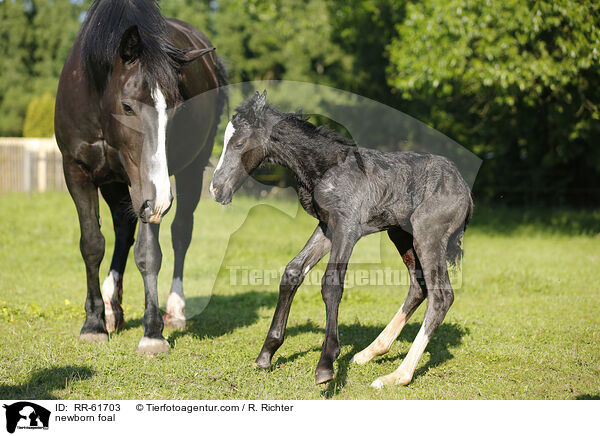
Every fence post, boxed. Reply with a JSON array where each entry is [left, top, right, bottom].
[[23, 145, 31, 192], [37, 141, 47, 192]]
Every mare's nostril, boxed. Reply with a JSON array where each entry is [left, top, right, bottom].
[[139, 200, 153, 222]]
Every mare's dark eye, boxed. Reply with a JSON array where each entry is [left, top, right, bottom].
[[122, 103, 135, 115], [235, 142, 244, 150]]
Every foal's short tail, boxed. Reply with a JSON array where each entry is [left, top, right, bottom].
[[446, 194, 473, 267]]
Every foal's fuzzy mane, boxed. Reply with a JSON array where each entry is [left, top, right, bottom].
[[79, 0, 186, 102], [235, 98, 357, 148]]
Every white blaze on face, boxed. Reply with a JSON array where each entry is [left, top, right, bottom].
[[148, 85, 171, 222], [210, 120, 236, 198]]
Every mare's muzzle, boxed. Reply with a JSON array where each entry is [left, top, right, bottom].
[[139, 195, 173, 223]]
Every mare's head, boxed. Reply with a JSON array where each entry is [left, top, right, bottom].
[[100, 26, 214, 222], [210, 90, 272, 204]]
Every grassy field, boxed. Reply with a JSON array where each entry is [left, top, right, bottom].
[[0, 191, 599, 400]]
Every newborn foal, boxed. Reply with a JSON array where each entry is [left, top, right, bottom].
[[210, 91, 473, 387]]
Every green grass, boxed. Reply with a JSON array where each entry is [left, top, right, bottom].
[[0, 192, 599, 399]]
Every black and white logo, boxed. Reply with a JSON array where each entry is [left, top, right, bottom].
[[2, 402, 50, 433]]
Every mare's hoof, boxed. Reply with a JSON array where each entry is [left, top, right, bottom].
[[105, 303, 124, 333], [79, 332, 109, 343], [315, 368, 335, 385], [163, 313, 186, 330], [137, 337, 170, 355]]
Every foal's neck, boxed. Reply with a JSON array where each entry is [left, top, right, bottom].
[[266, 117, 350, 192]]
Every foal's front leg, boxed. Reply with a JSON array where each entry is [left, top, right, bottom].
[[316, 228, 359, 384], [135, 221, 169, 354], [255, 224, 331, 369]]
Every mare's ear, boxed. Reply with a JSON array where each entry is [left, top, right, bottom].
[[180, 47, 216, 65], [119, 26, 142, 63]]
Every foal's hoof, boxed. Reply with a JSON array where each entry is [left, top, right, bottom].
[[315, 368, 335, 385], [163, 313, 186, 330], [253, 355, 272, 370], [350, 350, 373, 365], [137, 337, 170, 355], [104, 302, 124, 333], [79, 332, 109, 343], [371, 370, 412, 389]]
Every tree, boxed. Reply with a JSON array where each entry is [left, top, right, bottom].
[[387, 0, 600, 204], [0, 0, 86, 136], [212, 0, 352, 84]]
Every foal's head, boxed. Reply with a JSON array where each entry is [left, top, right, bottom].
[[210, 90, 272, 205], [99, 26, 214, 222]]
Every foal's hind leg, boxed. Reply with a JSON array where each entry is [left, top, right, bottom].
[[164, 157, 205, 329], [255, 223, 331, 369], [351, 227, 426, 364], [371, 207, 461, 388], [99, 183, 137, 332]]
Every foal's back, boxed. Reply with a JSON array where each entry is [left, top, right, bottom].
[[314, 148, 470, 233]]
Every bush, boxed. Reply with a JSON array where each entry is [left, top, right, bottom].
[[22, 92, 55, 137]]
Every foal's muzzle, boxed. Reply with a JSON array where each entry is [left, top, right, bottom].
[[209, 180, 232, 205]]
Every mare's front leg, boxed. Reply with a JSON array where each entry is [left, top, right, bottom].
[[135, 221, 169, 353], [63, 158, 107, 342], [315, 225, 359, 384], [99, 183, 137, 332], [164, 156, 206, 330], [255, 223, 331, 369]]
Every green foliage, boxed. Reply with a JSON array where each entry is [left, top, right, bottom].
[[23, 92, 55, 137], [212, 0, 352, 84], [0, 0, 598, 204], [327, 0, 407, 103], [387, 0, 600, 204], [160, 0, 211, 32], [0, 0, 86, 137]]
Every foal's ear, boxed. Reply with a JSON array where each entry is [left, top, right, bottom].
[[119, 26, 142, 63], [254, 89, 267, 111], [180, 47, 216, 65]]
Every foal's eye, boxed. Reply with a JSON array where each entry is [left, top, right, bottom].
[[234, 142, 244, 150], [122, 103, 135, 115]]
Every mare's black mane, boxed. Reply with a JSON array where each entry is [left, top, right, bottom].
[[79, 0, 186, 102]]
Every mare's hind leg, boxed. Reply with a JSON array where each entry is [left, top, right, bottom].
[[163, 157, 206, 329], [371, 200, 466, 388], [99, 183, 137, 332], [255, 223, 331, 369], [351, 227, 426, 364], [63, 157, 107, 342]]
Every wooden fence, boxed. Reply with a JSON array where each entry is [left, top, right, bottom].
[[0, 137, 66, 193]]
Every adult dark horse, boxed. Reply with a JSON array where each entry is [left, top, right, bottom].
[[211, 91, 473, 386], [54, 0, 227, 353]]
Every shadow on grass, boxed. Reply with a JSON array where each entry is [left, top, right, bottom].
[[576, 394, 600, 400], [167, 291, 277, 341], [321, 322, 467, 398], [121, 290, 466, 398], [0, 366, 95, 400]]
